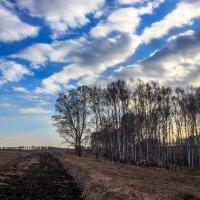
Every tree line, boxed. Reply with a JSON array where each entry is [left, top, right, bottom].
[[52, 79, 200, 170], [0, 146, 65, 151]]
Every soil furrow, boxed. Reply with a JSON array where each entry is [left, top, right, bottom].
[[0, 152, 84, 200]]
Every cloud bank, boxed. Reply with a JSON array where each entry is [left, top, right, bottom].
[[17, 0, 105, 38], [112, 30, 200, 87], [0, 4, 39, 42], [0, 59, 32, 85]]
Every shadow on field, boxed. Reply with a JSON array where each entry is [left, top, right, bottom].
[[0, 152, 84, 200]]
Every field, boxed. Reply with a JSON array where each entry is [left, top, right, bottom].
[[55, 153, 200, 200], [0, 150, 200, 200], [0, 150, 83, 199], [0, 150, 30, 167]]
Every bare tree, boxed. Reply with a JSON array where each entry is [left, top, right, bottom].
[[52, 86, 89, 156], [52, 79, 200, 169]]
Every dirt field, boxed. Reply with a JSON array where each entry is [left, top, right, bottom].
[[0, 151, 200, 200], [55, 153, 200, 200], [0, 150, 31, 167], [0, 151, 84, 200]]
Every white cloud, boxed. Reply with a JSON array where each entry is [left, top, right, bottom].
[[12, 0, 166, 93], [30, 63, 41, 70], [0, 103, 11, 108], [116, 0, 148, 4], [12, 39, 83, 66], [35, 64, 91, 94], [17, 0, 105, 38], [167, 30, 195, 42], [90, 7, 141, 38], [141, 1, 200, 43], [12, 43, 62, 66], [94, 10, 104, 19], [25, 95, 39, 100], [90, 1, 164, 38], [0, 0, 15, 10], [12, 0, 200, 94], [36, 100, 50, 106], [35, 33, 140, 94], [0, 59, 33, 85], [12, 32, 140, 94], [13, 87, 29, 93], [19, 107, 51, 114], [111, 31, 200, 87], [0, 4, 39, 42], [24, 95, 50, 105]]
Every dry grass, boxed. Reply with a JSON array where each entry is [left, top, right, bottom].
[[0, 150, 31, 167], [0, 150, 36, 184], [54, 153, 200, 200]]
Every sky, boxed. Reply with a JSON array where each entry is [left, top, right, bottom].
[[0, 0, 200, 147]]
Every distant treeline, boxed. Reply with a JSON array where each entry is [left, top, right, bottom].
[[0, 146, 66, 151], [53, 79, 200, 170]]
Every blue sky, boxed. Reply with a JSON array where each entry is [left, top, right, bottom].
[[0, 0, 200, 147]]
